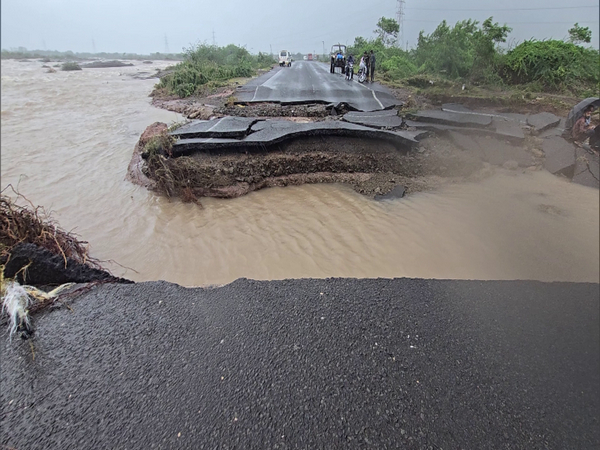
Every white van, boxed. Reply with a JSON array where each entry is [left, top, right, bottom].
[[279, 50, 292, 67]]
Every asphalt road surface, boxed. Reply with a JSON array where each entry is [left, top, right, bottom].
[[236, 61, 400, 112], [2, 278, 598, 449]]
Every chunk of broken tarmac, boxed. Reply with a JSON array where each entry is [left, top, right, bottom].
[[171, 117, 261, 139], [171, 119, 424, 156], [527, 112, 561, 133], [474, 136, 533, 167], [573, 147, 600, 188], [342, 110, 403, 129], [410, 109, 492, 128], [374, 184, 406, 201], [491, 118, 525, 142], [448, 131, 485, 157], [542, 136, 576, 177]]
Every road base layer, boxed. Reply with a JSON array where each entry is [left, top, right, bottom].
[[1, 278, 598, 449]]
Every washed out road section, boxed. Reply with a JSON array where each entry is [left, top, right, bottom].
[[1, 278, 598, 449], [235, 61, 399, 111]]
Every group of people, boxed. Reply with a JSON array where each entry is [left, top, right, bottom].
[[345, 50, 376, 82], [572, 105, 599, 151]]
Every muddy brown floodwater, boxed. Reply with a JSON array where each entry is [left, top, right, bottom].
[[1, 60, 598, 285]]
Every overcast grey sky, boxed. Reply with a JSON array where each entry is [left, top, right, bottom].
[[1, 0, 598, 54]]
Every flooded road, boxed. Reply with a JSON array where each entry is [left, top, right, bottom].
[[1, 59, 598, 285]]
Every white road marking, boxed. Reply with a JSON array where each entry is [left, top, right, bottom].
[[356, 82, 384, 110], [206, 118, 224, 132]]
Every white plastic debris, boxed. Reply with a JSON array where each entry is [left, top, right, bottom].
[[2, 281, 31, 337]]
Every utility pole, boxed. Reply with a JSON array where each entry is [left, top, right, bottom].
[[212, 30, 216, 47], [396, 0, 405, 48], [270, 44, 273, 57], [164, 35, 170, 54], [322, 41, 325, 58]]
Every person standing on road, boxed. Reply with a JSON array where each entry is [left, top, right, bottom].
[[346, 54, 355, 80], [370, 50, 376, 83], [364, 51, 371, 81]]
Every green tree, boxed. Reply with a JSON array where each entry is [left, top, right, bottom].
[[568, 23, 592, 44], [414, 17, 510, 81], [375, 17, 400, 47]]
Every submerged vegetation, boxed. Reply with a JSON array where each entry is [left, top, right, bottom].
[[61, 62, 82, 71], [156, 44, 275, 98], [349, 17, 599, 96]]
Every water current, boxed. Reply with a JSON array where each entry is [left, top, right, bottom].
[[1, 59, 598, 286]]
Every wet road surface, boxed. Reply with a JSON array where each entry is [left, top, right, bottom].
[[235, 61, 399, 111], [2, 278, 598, 449]]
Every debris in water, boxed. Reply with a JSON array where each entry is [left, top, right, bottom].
[[2, 281, 32, 339]]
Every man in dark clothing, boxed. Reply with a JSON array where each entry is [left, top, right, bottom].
[[346, 54, 354, 80], [370, 50, 376, 82], [364, 52, 370, 81]]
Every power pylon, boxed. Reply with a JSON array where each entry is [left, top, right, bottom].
[[396, 0, 405, 48]]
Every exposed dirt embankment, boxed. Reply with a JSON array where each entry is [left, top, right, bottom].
[[128, 123, 498, 204]]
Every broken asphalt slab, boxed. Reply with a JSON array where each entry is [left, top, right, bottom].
[[542, 136, 576, 177], [527, 112, 561, 133], [573, 147, 600, 188], [1, 278, 598, 449], [409, 109, 493, 128], [473, 136, 534, 167], [170, 119, 428, 156], [491, 117, 525, 142], [374, 184, 406, 200], [342, 110, 404, 129], [446, 131, 532, 167], [442, 104, 529, 124], [171, 116, 262, 139]]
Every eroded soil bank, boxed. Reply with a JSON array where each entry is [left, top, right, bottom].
[[127, 121, 518, 202]]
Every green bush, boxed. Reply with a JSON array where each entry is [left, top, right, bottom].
[[503, 40, 599, 91], [381, 56, 417, 79], [61, 62, 82, 71], [157, 44, 273, 98], [414, 17, 510, 81]]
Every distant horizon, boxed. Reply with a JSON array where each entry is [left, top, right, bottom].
[[2, 0, 598, 54]]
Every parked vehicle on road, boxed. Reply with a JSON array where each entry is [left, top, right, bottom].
[[357, 65, 367, 83], [330, 44, 346, 74], [279, 50, 292, 67]]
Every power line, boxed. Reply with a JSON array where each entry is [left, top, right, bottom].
[[406, 5, 598, 11], [408, 19, 599, 24]]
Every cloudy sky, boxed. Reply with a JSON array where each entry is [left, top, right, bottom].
[[1, 0, 598, 54]]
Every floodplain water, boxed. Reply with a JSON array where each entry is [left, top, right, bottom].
[[1, 60, 598, 286]]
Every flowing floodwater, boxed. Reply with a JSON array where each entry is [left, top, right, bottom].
[[1, 59, 598, 286]]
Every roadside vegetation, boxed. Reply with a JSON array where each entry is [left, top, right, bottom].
[[348, 18, 599, 97], [155, 44, 275, 98]]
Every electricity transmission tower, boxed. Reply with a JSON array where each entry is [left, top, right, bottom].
[[396, 0, 405, 48], [212, 30, 216, 47], [164, 35, 170, 54]]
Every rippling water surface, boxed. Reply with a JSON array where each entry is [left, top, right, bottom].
[[2, 59, 598, 285]]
